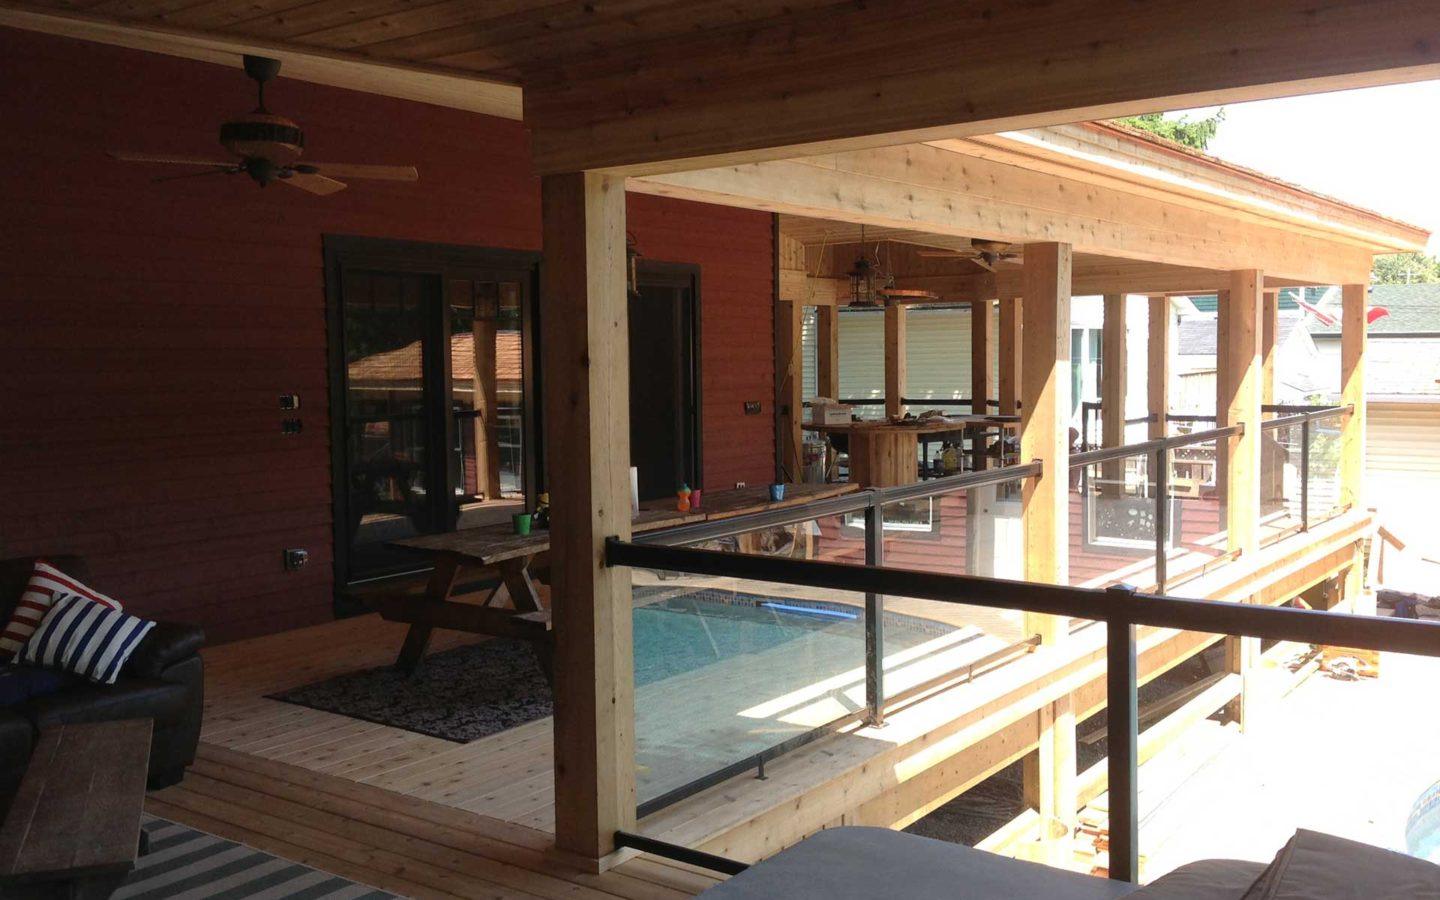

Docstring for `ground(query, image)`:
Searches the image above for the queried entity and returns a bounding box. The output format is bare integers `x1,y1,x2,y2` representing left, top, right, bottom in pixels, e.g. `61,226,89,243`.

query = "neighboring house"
1172,290,1327,413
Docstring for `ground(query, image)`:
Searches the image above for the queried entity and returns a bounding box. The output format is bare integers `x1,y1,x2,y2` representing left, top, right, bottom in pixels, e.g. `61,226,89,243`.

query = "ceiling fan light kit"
108,54,417,195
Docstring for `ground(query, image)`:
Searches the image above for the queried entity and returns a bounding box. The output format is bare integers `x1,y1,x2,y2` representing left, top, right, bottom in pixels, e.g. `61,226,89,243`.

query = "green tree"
1371,252,1440,284
1115,109,1225,151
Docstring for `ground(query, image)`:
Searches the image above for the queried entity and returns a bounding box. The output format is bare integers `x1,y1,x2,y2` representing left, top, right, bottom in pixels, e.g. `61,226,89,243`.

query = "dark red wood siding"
0,28,775,643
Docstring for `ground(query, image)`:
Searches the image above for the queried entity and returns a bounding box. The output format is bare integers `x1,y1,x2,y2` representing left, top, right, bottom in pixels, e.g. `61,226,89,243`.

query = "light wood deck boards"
198,614,564,826
149,746,718,900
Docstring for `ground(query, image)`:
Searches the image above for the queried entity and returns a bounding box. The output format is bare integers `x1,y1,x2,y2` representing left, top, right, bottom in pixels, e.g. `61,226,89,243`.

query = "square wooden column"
971,298,995,470
884,303,907,419
1218,270,1262,730
1020,246,1074,830
816,305,840,399
541,172,636,866
1000,296,1022,417
776,298,804,480
1020,244,1071,633
1340,283,1367,511
1261,289,1279,407
1218,271,1263,555
1100,294,1127,449
1147,295,1170,441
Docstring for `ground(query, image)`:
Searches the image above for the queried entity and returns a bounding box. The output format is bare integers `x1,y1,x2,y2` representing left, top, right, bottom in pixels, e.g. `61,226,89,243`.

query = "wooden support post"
1000,296,1022,418
1147,295,1169,441
1100,293,1127,496
776,298,804,480
1101,294,1127,448
1261,289,1279,408
971,298,995,470
1020,243,1071,639
540,172,636,867
1218,271,1263,556
884,302,907,420
1340,283,1367,512
816,305,840,400
1218,270,1263,731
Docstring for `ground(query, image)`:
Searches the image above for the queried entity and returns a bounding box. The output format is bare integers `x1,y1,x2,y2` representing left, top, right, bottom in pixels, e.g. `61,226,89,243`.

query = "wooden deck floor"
150,614,721,898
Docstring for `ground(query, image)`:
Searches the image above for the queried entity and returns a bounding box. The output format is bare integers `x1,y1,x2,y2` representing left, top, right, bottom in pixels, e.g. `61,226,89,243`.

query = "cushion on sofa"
0,666,74,707
124,621,207,680
1126,859,1269,898
19,594,154,684
1243,828,1440,898
1,560,122,660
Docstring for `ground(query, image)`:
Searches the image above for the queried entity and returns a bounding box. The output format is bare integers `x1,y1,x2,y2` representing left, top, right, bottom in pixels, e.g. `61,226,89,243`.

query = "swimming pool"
632,585,964,806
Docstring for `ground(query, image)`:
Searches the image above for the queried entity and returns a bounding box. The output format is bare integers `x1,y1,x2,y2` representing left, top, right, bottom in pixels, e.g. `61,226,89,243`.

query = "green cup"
512,513,533,536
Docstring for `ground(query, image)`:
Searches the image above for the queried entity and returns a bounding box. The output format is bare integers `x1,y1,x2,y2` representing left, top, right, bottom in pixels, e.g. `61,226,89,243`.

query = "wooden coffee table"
0,719,152,900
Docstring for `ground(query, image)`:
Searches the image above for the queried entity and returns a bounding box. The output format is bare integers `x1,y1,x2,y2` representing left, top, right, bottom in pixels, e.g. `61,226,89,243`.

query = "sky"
1171,81,1440,252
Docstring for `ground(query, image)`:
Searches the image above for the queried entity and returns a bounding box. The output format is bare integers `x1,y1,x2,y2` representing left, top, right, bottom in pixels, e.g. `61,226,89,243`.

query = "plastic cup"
512,513,533,536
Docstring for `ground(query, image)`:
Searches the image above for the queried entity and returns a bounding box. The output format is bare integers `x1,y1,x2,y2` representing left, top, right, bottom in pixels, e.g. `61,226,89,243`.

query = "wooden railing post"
541,172,636,868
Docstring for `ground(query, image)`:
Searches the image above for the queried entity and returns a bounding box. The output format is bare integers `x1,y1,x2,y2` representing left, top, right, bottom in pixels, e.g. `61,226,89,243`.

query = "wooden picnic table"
384,482,858,675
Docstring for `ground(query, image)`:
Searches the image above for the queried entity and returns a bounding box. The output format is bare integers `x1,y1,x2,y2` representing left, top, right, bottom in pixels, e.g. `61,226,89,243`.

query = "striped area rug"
114,816,399,899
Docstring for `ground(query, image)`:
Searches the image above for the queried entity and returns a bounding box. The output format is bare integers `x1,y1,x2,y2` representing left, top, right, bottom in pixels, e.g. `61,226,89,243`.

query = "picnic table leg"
394,557,461,675
498,558,553,683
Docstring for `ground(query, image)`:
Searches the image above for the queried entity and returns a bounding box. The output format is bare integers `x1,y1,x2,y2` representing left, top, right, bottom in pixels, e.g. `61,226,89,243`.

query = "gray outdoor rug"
269,637,551,743
118,816,396,899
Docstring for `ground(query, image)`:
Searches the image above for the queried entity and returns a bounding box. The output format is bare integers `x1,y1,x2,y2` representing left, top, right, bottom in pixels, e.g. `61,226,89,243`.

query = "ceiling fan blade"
971,256,997,272
301,163,418,181
153,166,237,183
284,172,348,195
109,151,234,167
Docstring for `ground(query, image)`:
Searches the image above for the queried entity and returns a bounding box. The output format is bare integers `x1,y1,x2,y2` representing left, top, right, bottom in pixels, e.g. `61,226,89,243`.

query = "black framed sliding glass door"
326,237,540,588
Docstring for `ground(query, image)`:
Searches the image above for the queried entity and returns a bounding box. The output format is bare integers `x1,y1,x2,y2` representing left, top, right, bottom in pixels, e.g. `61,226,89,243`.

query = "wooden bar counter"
809,416,1018,487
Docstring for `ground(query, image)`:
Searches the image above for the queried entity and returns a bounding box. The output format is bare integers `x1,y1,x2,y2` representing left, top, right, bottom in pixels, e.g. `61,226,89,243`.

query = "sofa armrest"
125,621,205,681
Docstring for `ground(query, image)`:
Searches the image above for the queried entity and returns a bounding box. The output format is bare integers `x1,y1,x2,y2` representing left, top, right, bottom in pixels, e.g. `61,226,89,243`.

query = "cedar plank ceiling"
18,0,845,82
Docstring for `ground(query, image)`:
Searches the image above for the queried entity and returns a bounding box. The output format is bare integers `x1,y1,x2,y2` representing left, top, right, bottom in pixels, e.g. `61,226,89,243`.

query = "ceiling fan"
108,55,418,195
916,239,1020,272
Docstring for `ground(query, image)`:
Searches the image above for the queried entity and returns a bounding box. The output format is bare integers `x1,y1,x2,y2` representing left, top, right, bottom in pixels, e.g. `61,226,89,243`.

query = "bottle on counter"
676,483,692,512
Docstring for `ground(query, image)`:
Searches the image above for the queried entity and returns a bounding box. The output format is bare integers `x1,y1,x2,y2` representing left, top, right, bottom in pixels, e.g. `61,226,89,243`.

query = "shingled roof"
1309,283,1440,337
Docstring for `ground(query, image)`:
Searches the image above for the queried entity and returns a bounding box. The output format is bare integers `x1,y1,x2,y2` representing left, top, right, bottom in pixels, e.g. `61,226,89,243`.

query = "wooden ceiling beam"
633,143,1375,284
0,3,524,120
525,0,1440,174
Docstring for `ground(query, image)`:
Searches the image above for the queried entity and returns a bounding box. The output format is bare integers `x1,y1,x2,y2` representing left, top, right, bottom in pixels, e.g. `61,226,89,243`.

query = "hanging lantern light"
847,225,886,308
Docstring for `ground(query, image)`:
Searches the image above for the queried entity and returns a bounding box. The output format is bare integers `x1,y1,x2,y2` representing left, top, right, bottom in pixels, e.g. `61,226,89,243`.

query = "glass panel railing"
879,482,1030,700
1071,450,1159,589
1259,419,1305,546
1165,435,1229,587
1305,413,1347,525
631,552,869,811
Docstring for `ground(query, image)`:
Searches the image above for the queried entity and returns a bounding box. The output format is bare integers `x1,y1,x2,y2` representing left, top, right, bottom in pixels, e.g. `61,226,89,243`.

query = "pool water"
632,586,957,806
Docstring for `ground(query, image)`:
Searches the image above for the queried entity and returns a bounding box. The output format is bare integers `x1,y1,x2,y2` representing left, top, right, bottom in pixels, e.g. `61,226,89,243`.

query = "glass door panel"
342,270,435,577
450,279,528,530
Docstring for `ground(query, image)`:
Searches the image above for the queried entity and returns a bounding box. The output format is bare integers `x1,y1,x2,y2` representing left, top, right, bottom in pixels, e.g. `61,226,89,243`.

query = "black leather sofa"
0,556,205,808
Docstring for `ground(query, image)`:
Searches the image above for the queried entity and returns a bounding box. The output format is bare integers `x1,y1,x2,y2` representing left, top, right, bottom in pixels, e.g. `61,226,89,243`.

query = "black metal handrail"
604,539,1440,883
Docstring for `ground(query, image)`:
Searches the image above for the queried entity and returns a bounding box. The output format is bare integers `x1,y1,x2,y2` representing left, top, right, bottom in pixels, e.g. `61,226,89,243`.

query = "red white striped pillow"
0,561,122,661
